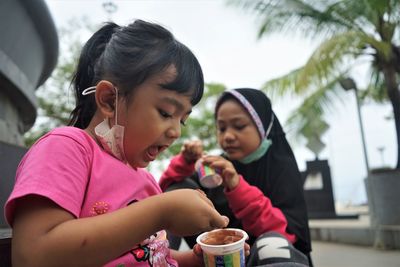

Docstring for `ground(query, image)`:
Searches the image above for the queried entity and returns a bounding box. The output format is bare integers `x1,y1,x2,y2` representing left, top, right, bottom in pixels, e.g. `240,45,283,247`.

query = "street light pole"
377,146,386,167
102,1,118,20
340,77,370,174
353,87,370,172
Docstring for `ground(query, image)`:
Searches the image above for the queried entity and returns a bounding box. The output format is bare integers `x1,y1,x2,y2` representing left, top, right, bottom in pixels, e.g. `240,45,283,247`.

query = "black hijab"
215,88,312,254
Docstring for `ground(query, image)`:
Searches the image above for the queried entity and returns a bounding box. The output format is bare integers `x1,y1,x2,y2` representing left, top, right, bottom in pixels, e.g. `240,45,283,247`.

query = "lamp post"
339,77,370,173
377,146,386,167
102,1,118,20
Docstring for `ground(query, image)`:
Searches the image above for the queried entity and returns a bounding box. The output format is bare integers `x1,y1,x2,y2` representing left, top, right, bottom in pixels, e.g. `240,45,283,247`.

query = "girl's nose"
223,130,235,143
166,121,181,140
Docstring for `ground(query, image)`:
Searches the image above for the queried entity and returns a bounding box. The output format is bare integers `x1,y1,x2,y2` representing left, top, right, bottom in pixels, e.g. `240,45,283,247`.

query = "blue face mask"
238,113,274,164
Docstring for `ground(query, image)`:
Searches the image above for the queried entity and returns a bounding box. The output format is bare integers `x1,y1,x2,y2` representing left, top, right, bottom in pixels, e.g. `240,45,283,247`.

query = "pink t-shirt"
5,127,178,267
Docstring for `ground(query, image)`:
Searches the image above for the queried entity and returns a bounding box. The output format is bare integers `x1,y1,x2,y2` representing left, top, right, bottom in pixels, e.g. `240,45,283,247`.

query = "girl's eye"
235,125,246,130
217,127,226,133
159,109,172,119
160,109,186,126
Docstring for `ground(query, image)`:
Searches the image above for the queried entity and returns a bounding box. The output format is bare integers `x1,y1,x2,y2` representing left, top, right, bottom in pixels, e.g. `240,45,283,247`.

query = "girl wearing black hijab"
160,88,312,266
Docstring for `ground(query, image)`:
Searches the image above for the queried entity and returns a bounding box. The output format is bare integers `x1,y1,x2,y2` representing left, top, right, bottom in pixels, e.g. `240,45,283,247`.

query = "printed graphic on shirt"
90,201,110,216
130,231,176,267
90,200,176,266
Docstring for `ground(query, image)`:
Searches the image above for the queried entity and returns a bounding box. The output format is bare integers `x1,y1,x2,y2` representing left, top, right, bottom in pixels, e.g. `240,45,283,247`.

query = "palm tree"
231,0,400,169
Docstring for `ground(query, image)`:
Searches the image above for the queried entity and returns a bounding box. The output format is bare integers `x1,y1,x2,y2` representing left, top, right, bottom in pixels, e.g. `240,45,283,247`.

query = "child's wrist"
225,175,240,191
153,193,172,230
192,244,204,266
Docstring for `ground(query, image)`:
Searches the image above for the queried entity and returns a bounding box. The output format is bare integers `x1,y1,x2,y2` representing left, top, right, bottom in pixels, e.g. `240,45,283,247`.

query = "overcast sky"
44,0,397,205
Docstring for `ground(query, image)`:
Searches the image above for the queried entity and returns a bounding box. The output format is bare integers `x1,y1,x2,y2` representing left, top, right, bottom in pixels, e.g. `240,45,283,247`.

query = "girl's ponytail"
69,22,120,129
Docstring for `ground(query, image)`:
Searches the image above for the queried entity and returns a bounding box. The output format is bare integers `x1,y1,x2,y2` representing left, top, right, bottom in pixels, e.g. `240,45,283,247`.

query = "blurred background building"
0,0,58,227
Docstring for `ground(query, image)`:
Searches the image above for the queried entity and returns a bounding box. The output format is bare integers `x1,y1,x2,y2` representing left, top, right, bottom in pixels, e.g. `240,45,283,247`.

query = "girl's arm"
159,140,203,191
224,176,296,243
203,155,296,243
12,189,227,267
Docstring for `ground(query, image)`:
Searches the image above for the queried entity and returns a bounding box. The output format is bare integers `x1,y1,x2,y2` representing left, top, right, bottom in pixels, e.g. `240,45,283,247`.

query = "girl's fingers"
184,143,203,158
209,213,229,229
203,157,230,169
222,215,229,226
208,160,233,173
196,189,207,198
202,158,237,177
202,155,223,163
244,243,250,256
193,244,203,257
202,156,225,165
196,190,215,208
208,160,228,169
185,140,202,150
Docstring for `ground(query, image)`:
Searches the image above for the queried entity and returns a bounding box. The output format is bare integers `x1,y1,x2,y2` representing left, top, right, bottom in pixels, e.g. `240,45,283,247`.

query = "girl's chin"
137,161,150,168
127,158,150,169
225,152,242,161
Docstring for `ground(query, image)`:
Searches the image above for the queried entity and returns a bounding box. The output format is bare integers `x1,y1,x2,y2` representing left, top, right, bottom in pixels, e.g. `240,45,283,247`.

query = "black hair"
69,20,204,129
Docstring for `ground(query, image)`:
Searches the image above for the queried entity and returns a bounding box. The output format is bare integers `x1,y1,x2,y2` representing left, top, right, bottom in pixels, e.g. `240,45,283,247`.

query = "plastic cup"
196,228,248,267
195,159,223,188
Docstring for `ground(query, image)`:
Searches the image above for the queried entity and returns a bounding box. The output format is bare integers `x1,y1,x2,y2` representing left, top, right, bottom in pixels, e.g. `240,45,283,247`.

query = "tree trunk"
382,65,400,169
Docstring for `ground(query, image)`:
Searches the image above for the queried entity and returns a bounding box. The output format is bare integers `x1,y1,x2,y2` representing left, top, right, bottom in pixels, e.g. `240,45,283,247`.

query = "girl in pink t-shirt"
5,20,231,267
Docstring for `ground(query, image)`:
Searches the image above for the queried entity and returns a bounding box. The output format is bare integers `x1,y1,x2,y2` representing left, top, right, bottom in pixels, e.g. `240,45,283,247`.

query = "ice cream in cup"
195,159,223,188
196,228,248,267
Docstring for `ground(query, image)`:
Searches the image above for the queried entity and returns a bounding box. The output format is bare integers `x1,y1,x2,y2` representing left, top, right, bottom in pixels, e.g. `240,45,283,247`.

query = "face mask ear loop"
114,87,119,126
265,113,274,139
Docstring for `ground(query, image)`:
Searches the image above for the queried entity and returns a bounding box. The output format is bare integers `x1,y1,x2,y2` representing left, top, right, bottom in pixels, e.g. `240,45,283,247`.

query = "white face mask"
82,85,127,162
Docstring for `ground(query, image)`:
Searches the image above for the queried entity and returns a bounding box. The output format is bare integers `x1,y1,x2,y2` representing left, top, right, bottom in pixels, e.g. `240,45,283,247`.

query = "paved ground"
179,238,400,266
3,226,400,266
309,214,370,229
311,241,400,267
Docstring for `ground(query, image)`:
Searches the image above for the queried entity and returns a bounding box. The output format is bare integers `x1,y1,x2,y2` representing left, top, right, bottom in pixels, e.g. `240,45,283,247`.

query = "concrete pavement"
3,226,400,266
179,236,400,266
311,241,400,267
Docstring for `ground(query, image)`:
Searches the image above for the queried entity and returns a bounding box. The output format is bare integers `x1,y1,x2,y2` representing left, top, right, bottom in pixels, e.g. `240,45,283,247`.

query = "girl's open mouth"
144,145,169,161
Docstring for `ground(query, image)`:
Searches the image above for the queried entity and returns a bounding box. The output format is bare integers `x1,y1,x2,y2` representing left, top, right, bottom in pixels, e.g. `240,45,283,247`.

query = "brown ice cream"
201,229,243,245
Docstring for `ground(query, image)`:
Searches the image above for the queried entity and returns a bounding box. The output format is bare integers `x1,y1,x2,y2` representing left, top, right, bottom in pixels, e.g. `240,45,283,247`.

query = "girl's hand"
202,155,240,190
181,140,203,164
160,189,229,237
191,244,205,267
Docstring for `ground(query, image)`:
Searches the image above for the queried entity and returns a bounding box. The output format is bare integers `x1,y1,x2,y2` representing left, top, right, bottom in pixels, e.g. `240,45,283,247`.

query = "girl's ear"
95,80,116,119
